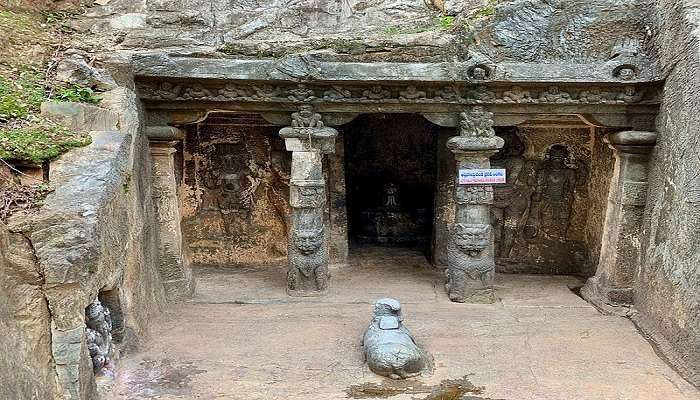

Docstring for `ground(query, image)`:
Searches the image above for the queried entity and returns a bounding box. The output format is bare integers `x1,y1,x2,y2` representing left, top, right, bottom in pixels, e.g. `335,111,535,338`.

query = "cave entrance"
344,114,438,258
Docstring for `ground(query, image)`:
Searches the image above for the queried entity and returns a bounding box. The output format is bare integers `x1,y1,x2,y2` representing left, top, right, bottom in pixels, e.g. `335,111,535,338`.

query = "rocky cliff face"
72,0,656,66
0,92,168,398
635,0,700,387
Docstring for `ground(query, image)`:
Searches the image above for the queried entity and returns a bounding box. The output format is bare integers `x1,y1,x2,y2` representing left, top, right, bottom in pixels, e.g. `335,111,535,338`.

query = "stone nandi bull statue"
362,298,427,379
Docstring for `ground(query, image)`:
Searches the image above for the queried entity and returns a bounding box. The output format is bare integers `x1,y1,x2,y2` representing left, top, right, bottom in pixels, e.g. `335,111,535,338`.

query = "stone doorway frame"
135,55,661,304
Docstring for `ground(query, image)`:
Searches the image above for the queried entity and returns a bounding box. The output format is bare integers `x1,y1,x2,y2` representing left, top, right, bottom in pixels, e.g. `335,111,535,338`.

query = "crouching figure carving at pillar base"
445,223,495,303
287,227,330,296
362,298,427,379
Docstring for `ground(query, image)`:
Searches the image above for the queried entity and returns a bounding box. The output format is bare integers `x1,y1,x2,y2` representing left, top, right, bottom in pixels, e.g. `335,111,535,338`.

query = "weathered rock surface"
5,90,168,398
0,224,56,400
72,0,657,68
634,0,700,387
56,51,118,91
41,101,119,132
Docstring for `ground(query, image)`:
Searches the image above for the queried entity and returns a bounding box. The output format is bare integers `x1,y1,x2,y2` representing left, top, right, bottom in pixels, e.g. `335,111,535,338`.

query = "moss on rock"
0,118,91,164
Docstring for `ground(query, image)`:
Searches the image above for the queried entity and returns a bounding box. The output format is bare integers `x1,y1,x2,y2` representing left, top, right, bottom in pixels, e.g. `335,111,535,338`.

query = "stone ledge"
131,54,661,84
41,102,119,133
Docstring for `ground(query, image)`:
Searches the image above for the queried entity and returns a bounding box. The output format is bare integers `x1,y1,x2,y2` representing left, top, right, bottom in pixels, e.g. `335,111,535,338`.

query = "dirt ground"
107,246,700,400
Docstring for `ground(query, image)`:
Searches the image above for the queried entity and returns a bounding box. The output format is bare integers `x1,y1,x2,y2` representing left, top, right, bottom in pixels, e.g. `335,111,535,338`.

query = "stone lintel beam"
582,130,657,314
146,109,209,127
149,140,195,300
263,111,359,127
143,99,659,130
132,54,660,83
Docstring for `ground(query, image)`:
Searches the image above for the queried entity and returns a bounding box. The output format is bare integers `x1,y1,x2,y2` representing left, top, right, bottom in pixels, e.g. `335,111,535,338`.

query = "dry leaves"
0,164,52,222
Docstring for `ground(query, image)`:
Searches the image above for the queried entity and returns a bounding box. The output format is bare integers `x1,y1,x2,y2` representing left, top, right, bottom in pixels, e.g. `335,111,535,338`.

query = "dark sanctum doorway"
343,114,438,257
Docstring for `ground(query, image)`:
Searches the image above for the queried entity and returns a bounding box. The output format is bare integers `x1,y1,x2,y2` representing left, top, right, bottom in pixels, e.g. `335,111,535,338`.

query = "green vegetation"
0,72,45,121
383,15,457,35
0,120,91,164
468,0,499,20
435,15,455,29
0,10,94,164
54,84,101,104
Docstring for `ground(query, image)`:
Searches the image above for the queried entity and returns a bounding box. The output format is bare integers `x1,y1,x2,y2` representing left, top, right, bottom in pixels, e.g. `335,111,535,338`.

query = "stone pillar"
582,130,657,311
150,139,195,300
280,105,338,296
444,107,504,303
327,134,349,264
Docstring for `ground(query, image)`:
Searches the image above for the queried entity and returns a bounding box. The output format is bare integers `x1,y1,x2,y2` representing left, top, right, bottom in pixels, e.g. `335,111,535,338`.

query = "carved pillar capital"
605,130,657,155
447,107,504,156
279,105,338,154
146,126,185,141
149,140,179,156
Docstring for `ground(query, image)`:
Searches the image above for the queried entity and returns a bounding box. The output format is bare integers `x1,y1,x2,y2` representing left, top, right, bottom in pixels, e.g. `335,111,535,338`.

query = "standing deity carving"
524,145,582,240
490,131,532,258
201,146,249,212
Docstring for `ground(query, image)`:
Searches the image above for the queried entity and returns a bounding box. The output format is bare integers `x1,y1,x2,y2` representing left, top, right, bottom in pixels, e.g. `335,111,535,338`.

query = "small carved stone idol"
85,299,114,376
362,298,426,379
384,183,399,208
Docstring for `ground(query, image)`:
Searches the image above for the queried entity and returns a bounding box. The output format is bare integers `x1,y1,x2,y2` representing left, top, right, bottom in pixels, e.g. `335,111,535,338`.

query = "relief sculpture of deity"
445,223,494,302
287,226,329,294
524,145,583,240
201,149,249,212
490,131,533,258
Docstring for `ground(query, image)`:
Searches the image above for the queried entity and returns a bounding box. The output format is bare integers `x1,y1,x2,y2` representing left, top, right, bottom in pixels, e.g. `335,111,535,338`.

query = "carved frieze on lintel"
139,81,658,106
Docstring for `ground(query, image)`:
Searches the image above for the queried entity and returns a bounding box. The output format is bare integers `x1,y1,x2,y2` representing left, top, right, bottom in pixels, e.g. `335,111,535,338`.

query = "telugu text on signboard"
458,169,507,185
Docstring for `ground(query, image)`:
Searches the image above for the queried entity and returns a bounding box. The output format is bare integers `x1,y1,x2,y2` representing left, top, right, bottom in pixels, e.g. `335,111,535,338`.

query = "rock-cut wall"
0,88,168,399
635,0,700,386
0,225,55,399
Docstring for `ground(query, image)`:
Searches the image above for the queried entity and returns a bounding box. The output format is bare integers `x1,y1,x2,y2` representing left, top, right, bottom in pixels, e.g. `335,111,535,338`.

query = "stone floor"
107,246,700,400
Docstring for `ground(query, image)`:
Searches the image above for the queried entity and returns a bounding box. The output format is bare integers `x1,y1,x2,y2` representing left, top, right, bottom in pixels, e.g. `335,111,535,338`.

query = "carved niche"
524,145,586,241
489,131,591,273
